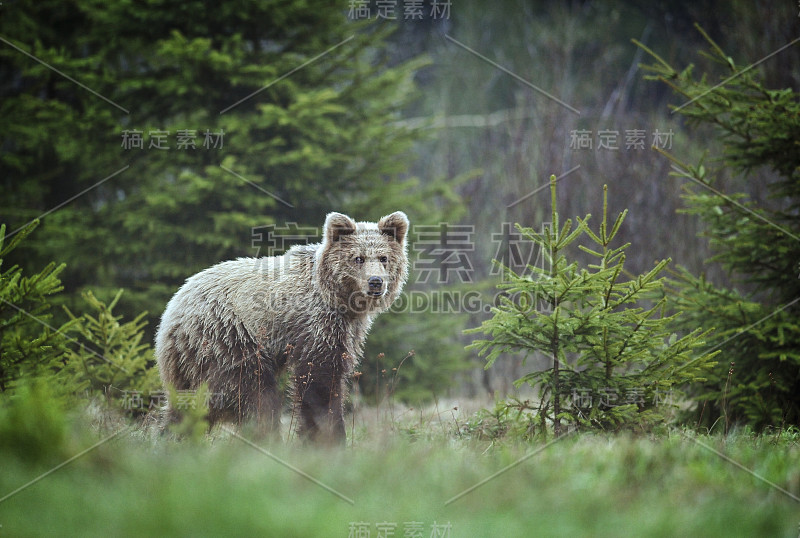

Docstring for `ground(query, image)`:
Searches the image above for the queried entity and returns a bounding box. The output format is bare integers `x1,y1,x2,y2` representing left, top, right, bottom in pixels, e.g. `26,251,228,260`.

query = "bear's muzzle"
367,276,385,297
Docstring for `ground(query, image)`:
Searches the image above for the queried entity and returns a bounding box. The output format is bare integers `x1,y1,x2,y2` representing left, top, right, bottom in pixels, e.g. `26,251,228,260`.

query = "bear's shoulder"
286,243,318,257
285,243,319,267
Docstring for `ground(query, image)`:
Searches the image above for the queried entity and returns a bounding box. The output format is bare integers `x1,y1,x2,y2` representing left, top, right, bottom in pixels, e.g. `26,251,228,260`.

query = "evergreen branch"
1,299,128,375
665,157,800,243
609,259,669,309
630,39,676,75
603,259,624,309
672,33,800,114
606,298,666,368
1,221,39,258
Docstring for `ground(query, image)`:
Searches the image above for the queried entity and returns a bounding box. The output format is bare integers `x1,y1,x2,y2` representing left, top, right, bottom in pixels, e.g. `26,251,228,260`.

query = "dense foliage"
0,221,74,392
1,0,466,404
1,1,797,429
469,179,717,434
1,0,428,317
638,28,800,430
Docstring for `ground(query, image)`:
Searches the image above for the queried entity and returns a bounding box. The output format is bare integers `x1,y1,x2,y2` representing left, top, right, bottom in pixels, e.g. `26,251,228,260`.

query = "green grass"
0,407,798,537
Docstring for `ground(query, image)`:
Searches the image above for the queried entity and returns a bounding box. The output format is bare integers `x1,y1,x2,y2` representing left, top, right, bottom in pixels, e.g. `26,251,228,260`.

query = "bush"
0,377,69,464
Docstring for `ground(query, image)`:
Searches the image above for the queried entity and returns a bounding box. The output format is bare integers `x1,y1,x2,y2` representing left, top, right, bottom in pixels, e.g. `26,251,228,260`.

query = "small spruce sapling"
0,220,77,393
468,177,718,436
60,290,160,412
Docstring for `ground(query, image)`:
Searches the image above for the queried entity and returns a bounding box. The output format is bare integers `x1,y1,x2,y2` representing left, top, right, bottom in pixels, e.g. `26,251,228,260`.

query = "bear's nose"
368,276,384,292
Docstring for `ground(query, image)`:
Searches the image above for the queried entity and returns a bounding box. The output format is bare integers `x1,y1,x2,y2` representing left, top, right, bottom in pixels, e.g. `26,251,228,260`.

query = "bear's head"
315,211,409,315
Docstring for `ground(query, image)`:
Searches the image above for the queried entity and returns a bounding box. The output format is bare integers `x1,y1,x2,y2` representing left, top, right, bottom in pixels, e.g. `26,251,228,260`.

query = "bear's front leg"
294,356,346,444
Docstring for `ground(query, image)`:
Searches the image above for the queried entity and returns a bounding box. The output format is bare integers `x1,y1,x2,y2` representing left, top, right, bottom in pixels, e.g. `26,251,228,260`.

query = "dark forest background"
2,0,798,428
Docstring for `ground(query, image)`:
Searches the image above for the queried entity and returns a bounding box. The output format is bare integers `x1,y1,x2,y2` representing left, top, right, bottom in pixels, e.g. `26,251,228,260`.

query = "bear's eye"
379,256,388,264
354,256,364,264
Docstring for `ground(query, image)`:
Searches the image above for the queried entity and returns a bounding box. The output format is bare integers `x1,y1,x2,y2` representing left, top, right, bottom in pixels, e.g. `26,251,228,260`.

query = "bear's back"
156,247,319,362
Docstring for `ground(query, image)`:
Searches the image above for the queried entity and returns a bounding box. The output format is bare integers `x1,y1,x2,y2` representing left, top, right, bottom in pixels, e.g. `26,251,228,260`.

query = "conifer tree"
60,289,160,411
637,27,800,430
1,1,467,401
0,221,76,392
1,221,156,404
468,178,717,435
0,0,432,324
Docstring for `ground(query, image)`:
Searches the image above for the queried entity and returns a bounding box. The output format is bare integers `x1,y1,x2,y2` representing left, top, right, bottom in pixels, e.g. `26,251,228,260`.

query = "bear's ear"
378,211,409,244
324,212,357,244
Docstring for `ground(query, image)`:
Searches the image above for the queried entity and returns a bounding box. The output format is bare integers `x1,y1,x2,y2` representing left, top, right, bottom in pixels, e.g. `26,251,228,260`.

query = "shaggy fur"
155,211,409,442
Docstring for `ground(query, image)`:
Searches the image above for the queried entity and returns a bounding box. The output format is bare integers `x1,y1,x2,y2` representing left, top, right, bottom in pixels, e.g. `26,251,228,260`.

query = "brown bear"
154,211,409,443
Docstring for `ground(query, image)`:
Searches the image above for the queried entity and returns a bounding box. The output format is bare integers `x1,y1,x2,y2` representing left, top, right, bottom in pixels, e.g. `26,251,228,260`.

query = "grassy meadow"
0,399,798,537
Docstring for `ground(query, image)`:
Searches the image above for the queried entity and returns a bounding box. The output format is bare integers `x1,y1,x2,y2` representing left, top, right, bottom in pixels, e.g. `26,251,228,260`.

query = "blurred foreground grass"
0,406,798,537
